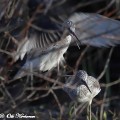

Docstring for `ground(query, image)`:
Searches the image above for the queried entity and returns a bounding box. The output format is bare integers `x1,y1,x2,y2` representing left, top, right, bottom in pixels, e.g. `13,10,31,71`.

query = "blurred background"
0,0,120,119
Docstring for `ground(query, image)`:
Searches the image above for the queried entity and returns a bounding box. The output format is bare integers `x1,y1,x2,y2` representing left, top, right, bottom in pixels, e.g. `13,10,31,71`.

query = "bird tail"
13,66,30,80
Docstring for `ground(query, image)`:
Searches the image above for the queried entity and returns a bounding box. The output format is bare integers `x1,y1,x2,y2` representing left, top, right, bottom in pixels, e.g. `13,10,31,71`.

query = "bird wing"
63,77,78,100
69,12,120,47
14,15,65,61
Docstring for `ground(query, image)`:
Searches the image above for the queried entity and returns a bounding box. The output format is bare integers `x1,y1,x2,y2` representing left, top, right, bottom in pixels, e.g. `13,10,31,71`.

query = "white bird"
13,13,120,79
63,70,101,105
63,70,101,119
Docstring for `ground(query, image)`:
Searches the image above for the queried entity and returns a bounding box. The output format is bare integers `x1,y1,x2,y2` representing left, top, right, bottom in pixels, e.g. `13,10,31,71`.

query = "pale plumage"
14,13,120,61
14,12,120,79
63,70,101,105
14,35,72,79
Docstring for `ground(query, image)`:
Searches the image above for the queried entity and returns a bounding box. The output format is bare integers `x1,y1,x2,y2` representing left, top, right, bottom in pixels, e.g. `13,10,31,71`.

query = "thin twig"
100,87,108,120
100,78,120,87
97,47,114,81
74,46,89,72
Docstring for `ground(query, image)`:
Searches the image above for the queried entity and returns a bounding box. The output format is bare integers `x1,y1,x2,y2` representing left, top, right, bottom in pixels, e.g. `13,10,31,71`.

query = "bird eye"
67,21,72,26
67,20,73,27
63,20,74,28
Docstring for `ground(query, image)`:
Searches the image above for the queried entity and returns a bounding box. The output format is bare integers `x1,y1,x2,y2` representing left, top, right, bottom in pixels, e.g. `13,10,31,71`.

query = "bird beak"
81,79,92,93
69,28,81,45
68,28,81,49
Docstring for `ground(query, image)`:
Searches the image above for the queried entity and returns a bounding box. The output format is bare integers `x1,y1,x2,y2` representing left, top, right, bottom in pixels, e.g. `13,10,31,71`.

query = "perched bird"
63,70,101,105
63,70,101,120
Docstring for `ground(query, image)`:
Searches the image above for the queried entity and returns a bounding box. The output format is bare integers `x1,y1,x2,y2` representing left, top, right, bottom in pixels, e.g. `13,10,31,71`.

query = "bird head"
63,20,75,32
63,20,81,46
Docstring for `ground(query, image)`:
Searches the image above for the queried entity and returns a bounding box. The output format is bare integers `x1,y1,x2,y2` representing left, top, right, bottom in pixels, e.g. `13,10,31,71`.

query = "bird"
13,12,120,79
63,70,101,119
13,15,79,79
63,70,101,105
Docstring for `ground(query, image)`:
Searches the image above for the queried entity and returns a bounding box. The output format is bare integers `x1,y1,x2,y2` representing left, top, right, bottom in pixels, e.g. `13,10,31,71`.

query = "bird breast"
22,35,72,72
38,35,72,71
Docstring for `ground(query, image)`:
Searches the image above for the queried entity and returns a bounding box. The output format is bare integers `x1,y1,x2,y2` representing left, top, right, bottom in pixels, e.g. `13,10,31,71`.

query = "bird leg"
87,104,92,120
